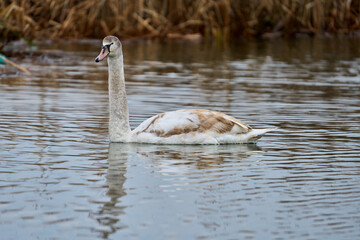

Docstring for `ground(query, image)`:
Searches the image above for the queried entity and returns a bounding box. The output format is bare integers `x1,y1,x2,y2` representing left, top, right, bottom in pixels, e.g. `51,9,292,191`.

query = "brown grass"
1,0,360,41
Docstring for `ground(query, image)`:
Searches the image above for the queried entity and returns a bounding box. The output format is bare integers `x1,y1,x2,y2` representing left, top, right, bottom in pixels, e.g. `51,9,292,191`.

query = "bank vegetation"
1,0,360,41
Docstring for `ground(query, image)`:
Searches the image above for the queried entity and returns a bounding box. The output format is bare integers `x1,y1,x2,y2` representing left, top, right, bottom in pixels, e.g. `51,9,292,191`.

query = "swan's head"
95,35,122,62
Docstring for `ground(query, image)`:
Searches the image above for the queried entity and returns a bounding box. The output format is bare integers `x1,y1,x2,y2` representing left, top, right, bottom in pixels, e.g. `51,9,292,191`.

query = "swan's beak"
95,46,110,62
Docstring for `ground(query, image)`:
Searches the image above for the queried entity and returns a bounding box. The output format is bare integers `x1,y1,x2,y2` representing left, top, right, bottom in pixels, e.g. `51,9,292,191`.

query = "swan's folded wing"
133,109,251,138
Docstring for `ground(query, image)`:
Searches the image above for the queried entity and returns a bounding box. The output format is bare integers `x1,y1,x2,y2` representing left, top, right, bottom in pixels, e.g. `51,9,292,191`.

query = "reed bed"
1,0,360,41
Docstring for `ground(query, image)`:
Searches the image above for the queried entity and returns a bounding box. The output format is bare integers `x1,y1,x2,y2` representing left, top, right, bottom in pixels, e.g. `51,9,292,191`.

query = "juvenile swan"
95,35,272,144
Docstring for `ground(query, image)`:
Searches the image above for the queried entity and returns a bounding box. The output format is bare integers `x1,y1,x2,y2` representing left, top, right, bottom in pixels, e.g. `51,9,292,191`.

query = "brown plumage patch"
190,109,250,134
213,116,235,133
162,125,198,137
150,129,165,136
196,111,235,134
136,114,161,134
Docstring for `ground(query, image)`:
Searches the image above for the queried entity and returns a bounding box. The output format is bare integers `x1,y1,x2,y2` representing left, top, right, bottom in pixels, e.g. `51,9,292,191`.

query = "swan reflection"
95,143,262,237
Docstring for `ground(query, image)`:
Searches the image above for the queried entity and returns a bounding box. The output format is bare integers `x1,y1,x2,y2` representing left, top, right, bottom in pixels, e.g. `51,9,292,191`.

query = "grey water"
0,37,359,240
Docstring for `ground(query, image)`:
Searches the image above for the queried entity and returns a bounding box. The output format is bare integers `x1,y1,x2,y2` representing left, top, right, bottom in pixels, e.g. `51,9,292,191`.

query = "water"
1,37,359,240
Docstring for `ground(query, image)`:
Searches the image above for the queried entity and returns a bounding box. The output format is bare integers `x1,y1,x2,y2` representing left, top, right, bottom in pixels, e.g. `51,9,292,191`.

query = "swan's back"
132,109,268,144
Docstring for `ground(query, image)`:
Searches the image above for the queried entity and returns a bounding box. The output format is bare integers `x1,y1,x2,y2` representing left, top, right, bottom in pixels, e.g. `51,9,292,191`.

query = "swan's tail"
246,128,275,143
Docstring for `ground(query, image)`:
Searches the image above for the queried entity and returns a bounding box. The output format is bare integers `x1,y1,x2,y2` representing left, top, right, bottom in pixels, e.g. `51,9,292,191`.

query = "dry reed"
1,0,360,41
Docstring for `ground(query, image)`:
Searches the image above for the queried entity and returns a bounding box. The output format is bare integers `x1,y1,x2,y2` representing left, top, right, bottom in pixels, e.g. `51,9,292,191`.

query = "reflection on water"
1,37,360,240
93,144,128,238
95,143,262,239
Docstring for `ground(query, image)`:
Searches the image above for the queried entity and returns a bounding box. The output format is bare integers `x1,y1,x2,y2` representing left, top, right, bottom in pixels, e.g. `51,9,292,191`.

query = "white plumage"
95,36,273,144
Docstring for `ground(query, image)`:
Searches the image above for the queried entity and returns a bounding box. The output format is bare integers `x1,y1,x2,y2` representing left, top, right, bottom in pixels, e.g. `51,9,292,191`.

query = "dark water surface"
1,38,359,240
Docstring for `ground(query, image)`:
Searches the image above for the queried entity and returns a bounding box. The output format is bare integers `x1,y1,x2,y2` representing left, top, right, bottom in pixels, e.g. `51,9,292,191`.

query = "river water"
0,37,359,240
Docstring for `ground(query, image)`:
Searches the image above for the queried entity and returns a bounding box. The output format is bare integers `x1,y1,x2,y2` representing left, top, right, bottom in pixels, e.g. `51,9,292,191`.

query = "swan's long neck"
107,53,131,142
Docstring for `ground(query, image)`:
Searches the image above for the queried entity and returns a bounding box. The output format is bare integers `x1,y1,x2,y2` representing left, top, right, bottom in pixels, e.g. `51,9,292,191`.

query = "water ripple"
1,38,360,240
